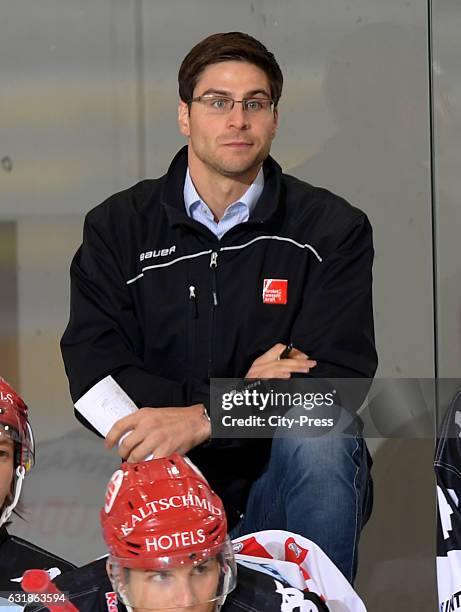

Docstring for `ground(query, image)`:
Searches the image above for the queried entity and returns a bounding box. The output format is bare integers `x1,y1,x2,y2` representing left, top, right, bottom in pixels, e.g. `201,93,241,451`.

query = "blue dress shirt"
184,167,264,239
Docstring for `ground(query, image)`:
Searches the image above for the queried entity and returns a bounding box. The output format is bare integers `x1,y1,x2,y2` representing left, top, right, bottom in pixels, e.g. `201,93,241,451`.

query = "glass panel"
0,0,139,563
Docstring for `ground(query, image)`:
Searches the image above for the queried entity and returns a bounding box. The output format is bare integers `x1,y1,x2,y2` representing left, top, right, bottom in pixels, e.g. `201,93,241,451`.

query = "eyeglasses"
189,95,275,115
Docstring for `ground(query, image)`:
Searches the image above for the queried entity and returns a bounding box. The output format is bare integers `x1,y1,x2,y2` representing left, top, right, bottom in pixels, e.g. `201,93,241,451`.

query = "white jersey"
233,530,367,611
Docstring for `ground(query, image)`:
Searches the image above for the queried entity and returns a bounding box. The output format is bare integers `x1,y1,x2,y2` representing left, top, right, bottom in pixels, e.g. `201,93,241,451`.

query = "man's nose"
174,581,199,608
226,102,250,129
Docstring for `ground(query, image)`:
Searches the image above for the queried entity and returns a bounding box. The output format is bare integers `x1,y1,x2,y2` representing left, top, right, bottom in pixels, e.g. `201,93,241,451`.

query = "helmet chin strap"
0,465,25,527
216,593,228,611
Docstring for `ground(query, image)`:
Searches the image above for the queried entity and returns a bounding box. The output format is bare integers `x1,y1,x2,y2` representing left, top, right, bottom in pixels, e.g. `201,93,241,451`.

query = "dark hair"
178,32,283,107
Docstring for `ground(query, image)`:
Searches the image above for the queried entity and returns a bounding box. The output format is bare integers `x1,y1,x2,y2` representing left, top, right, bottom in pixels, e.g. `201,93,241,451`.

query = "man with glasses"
61,32,377,582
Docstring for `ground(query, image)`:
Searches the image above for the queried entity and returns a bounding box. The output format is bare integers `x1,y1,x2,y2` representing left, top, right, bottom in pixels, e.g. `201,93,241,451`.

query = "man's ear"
106,558,115,584
271,107,279,139
178,100,191,138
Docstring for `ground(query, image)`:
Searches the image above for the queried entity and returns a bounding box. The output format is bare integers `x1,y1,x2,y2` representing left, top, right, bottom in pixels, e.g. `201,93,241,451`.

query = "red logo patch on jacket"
105,591,118,611
263,279,288,304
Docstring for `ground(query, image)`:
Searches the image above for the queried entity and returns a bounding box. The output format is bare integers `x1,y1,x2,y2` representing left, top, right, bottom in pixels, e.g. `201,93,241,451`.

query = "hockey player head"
101,454,236,611
0,377,35,527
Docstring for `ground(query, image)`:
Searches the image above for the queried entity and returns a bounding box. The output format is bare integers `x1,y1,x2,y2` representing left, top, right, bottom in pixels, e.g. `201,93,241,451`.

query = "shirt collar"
184,167,264,218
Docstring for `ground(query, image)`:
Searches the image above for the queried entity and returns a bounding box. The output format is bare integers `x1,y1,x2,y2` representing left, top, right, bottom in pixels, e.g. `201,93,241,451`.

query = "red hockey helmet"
0,377,34,473
101,454,236,610
0,377,35,526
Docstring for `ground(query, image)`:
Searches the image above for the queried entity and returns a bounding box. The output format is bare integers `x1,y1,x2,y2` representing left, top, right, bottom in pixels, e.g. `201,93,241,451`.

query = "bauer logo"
140,246,176,261
104,469,124,514
233,542,244,553
263,279,288,304
105,591,118,612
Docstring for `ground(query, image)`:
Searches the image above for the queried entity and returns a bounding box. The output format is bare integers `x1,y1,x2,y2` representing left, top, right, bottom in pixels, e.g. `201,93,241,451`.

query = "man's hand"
105,404,210,462
245,343,317,379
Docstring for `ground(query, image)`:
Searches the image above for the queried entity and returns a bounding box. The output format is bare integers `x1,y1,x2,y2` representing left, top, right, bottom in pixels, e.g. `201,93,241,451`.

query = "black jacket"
61,146,377,522
25,557,329,612
0,526,75,596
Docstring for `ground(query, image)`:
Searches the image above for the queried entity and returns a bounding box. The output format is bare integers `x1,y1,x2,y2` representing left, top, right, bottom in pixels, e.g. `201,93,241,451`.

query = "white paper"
75,375,138,436
74,376,153,460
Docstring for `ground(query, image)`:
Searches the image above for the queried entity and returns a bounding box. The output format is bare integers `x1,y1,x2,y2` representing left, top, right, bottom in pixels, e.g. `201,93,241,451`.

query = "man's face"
0,435,14,510
178,60,278,182
123,558,221,612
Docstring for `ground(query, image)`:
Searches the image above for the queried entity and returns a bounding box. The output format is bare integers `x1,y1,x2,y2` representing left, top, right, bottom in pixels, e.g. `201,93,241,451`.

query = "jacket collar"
160,145,283,229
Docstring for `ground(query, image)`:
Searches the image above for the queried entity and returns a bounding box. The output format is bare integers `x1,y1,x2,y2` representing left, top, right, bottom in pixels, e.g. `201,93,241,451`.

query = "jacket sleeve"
60,210,189,418
290,212,378,409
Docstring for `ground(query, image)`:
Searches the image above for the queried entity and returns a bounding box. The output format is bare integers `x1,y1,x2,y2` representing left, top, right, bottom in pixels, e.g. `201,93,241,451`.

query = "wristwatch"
202,405,212,443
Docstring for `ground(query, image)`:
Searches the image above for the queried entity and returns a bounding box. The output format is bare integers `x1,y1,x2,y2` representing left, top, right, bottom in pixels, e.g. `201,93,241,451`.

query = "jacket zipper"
208,251,219,377
189,285,198,317
187,284,198,366
210,251,219,306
